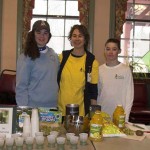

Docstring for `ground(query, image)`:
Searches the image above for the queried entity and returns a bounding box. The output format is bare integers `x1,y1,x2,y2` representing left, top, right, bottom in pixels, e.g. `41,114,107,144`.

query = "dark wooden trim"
0,0,3,71
16,0,23,57
88,0,95,52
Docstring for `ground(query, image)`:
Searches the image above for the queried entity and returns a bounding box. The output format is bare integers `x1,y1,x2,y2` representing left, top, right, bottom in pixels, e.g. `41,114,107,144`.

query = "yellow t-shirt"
58,53,99,116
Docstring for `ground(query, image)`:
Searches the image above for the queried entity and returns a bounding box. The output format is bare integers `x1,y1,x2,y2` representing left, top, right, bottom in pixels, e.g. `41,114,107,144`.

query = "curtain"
22,0,34,49
22,0,127,44
115,0,128,39
78,0,128,37
78,0,90,28
22,0,90,48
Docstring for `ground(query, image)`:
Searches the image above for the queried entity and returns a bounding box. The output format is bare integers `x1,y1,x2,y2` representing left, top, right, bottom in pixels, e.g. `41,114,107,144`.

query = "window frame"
120,1,150,73
32,0,80,54
16,0,95,57
109,0,150,73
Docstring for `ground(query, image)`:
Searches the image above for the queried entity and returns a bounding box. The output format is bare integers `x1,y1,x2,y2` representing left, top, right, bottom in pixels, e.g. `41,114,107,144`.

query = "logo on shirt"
115,74,124,79
80,68,85,72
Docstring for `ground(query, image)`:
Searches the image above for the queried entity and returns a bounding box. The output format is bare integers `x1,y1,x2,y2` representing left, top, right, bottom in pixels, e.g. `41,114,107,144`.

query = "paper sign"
0,107,13,138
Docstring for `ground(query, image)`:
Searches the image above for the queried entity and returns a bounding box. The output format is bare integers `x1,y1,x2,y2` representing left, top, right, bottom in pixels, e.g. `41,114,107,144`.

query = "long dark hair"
24,24,51,60
24,31,39,60
68,24,90,50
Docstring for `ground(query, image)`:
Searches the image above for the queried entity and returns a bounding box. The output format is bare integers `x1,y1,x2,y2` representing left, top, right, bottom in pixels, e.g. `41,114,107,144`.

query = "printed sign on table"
0,107,13,138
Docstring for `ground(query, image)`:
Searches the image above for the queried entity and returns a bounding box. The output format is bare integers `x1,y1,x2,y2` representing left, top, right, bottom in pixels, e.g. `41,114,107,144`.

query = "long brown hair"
24,20,52,60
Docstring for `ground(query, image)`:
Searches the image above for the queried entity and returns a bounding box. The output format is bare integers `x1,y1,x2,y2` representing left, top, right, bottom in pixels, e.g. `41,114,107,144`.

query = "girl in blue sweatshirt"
16,20,59,107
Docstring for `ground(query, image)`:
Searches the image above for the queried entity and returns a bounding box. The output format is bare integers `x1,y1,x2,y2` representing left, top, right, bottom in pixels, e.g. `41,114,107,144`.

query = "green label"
118,115,125,128
90,124,102,139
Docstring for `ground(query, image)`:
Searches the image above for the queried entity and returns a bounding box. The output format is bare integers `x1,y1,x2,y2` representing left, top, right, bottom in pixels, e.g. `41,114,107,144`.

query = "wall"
0,0,110,70
1,0,17,71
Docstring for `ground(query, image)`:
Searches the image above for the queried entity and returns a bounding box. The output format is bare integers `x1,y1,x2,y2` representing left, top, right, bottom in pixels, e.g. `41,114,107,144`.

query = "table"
93,137,150,150
86,125,150,150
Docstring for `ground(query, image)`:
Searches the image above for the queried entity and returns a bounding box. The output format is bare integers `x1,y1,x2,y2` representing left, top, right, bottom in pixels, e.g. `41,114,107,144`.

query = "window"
31,0,80,54
119,0,150,73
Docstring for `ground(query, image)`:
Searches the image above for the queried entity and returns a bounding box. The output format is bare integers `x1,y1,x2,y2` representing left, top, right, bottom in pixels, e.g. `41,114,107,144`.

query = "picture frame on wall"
0,105,16,138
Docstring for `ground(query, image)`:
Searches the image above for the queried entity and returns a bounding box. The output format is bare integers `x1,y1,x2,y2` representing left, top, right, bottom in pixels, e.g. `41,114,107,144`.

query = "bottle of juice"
89,110,103,142
113,105,125,129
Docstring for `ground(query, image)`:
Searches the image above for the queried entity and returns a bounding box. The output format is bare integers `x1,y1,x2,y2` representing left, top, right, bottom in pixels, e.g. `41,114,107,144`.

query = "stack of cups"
23,115,31,138
31,108,39,137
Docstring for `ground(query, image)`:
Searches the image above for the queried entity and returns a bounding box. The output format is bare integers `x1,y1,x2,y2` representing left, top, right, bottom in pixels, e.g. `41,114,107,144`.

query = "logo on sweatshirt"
115,74,124,79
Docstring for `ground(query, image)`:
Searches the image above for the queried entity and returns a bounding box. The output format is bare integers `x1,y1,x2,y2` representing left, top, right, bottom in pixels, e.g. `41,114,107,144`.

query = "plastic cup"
35,136,44,149
47,134,56,148
70,136,79,149
22,132,30,140
50,131,59,137
57,137,66,150
79,133,88,145
0,133,6,140
11,134,20,140
66,133,75,144
15,137,24,150
35,132,43,137
25,136,34,150
0,138,4,150
6,137,14,145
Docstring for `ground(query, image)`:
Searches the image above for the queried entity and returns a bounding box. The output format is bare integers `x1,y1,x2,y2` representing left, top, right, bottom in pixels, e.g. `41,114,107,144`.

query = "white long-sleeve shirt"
97,63,134,121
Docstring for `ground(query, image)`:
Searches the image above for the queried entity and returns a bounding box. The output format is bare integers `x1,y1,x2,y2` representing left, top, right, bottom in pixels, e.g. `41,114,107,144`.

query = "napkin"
125,122,149,131
121,122,150,141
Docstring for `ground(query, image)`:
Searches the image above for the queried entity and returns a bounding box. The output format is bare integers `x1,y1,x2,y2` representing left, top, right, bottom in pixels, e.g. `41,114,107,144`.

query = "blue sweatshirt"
16,47,59,107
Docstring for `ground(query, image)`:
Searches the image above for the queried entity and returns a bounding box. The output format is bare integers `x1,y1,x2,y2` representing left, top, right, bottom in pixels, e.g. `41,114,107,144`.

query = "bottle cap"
95,110,101,114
